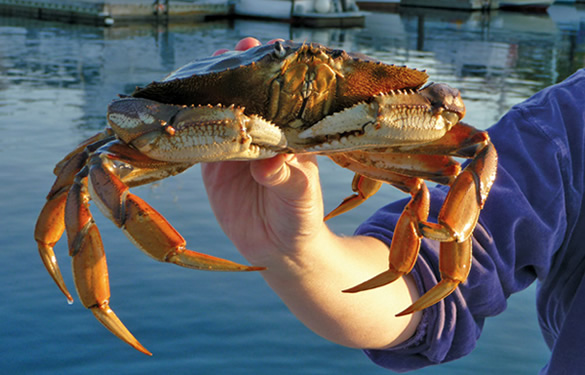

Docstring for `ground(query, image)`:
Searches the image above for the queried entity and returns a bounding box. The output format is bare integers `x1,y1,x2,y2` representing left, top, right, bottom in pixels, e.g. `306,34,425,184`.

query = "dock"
0,0,229,26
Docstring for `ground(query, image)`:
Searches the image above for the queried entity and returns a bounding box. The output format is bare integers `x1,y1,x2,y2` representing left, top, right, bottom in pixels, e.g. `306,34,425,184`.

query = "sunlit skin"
202,37,422,349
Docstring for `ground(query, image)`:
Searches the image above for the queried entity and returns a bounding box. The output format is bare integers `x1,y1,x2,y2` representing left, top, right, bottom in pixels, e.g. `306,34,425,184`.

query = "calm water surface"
2,5,584,374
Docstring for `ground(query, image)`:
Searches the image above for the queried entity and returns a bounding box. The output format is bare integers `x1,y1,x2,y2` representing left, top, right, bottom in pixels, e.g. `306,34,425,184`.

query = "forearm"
259,224,422,350
203,154,421,350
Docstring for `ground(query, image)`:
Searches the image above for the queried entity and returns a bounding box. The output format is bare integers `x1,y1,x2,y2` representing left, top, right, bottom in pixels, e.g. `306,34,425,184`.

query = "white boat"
499,0,554,10
232,0,366,27
400,0,499,10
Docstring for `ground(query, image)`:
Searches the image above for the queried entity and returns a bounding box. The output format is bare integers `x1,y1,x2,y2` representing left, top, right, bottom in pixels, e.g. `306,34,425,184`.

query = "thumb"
250,154,320,202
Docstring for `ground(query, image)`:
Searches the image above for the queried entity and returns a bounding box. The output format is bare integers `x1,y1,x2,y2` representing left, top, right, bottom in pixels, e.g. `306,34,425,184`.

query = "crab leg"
86,148,264,272
397,238,472,316
53,129,114,176
35,189,72,302
66,170,151,355
61,143,265,355
419,142,498,243
391,122,490,158
338,137,496,313
35,133,114,303
344,178,430,293
323,174,382,221
325,150,459,220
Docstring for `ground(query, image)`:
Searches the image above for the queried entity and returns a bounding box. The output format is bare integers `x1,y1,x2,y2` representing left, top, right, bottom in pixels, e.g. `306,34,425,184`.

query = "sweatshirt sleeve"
354,69,585,372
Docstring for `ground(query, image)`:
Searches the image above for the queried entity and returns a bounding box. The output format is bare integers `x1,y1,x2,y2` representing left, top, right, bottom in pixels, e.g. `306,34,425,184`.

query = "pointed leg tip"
91,304,151,356
341,286,361,294
395,279,461,317
136,344,153,356
323,206,349,222
37,243,75,303
342,270,402,294
169,250,265,272
395,306,416,317
247,266,267,272
323,211,338,222
56,283,74,304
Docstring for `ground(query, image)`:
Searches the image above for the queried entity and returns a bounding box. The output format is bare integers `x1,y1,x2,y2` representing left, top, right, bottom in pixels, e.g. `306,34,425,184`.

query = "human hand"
201,37,327,272
202,38,421,349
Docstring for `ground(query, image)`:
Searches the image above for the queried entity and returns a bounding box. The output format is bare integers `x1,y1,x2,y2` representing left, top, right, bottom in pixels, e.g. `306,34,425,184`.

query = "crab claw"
107,98,287,163
396,238,472,317
297,83,465,152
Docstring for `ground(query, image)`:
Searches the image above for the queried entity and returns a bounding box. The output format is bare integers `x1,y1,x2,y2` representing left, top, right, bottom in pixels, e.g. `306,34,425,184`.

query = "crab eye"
273,41,286,58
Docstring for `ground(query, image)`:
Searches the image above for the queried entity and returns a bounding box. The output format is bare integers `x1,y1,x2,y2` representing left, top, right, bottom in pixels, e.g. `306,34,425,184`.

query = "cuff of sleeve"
361,245,447,372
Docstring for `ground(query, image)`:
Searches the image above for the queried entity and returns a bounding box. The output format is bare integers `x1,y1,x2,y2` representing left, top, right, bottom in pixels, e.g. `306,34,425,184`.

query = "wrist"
258,229,422,349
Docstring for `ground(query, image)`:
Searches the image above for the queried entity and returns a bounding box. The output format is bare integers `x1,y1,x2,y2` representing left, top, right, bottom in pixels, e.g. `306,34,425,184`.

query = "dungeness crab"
35,40,497,355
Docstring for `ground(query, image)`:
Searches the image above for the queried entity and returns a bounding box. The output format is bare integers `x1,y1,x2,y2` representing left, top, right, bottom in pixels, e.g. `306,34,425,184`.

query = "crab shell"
132,41,432,127
124,41,463,154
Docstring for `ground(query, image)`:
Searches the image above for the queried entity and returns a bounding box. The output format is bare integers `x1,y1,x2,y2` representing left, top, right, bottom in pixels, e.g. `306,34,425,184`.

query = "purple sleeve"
355,69,585,372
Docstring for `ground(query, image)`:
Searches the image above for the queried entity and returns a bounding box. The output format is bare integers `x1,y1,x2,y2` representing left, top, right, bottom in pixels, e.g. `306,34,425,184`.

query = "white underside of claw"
298,92,453,152
118,103,288,163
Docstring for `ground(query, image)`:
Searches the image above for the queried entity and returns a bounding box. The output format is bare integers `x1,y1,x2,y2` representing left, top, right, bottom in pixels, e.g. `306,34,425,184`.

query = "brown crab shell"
131,41,428,128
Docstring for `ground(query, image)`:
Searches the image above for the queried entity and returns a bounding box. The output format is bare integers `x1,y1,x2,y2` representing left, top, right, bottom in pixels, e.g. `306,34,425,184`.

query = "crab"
35,41,497,355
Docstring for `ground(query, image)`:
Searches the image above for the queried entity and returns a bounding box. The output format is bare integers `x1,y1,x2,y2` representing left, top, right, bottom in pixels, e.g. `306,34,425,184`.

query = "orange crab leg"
325,150,459,221
87,151,264,272
397,238,472,316
35,134,114,303
346,150,461,185
343,179,429,292
53,129,113,176
35,189,72,303
323,174,382,221
394,142,495,315
66,171,152,355
419,142,498,243
339,135,496,314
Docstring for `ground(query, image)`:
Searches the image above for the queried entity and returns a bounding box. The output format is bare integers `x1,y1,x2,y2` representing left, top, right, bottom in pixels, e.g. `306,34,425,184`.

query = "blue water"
1,5,582,374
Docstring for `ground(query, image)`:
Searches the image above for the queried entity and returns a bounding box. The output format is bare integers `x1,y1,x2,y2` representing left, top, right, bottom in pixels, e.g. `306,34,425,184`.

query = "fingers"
235,37,261,50
212,48,229,56
250,155,320,202
249,154,292,187
213,37,260,56
212,37,285,56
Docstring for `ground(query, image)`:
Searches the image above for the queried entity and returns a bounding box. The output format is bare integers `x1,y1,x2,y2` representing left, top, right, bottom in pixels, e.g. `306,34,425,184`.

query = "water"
1,5,583,374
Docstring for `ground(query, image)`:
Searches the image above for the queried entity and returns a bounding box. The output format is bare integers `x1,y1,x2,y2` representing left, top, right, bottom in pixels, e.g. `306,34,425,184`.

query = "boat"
232,0,366,27
355,0,400,11
399,0,499,10
499,0,554,11
369,0,554,10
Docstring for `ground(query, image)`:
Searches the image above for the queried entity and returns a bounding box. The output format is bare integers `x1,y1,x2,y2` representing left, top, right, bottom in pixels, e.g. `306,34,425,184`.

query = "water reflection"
2,6,583,374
